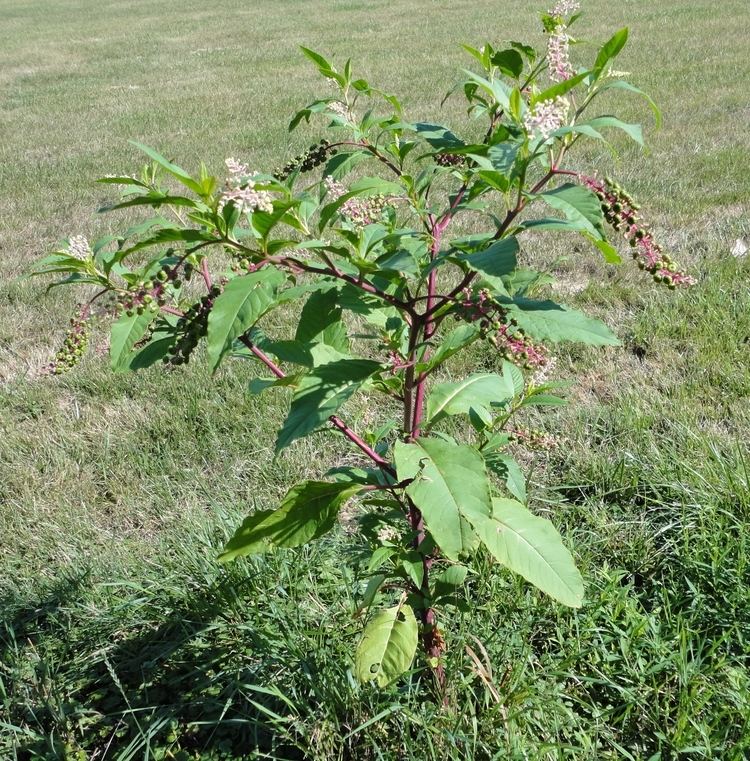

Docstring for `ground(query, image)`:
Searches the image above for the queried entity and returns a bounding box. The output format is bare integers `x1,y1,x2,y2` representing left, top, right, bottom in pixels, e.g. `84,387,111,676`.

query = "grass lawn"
1,0,750,758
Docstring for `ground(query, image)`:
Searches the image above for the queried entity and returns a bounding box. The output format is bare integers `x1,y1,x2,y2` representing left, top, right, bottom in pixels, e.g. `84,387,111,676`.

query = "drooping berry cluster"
435,153,466,168
580,175,696,288
44,305,91,375
276,139,337,181
490,324,548,369
116,264,183,318
457,288,549,370
164,286,221,366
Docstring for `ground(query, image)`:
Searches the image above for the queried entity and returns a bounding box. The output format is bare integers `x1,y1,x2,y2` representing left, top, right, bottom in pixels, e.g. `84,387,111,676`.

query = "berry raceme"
164,282,225,366
579,175,696,288
276,139,337,181
44,304,91,375
115,263,185,317
457,288,550,371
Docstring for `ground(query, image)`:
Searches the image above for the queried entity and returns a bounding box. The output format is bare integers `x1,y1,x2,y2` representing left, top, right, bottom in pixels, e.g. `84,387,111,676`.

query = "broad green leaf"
472,498,583,607
425,372,515,427
219,480,361,561
118,228,216,256
110,311,154,372
454,236,518,294
484,452,527,503
401,551,425,589
491,48,524,79
206,269,285,371
413,122,466,150
325,150,372,180
537,184,606,240
355,603,418,687
295,289,349,353
275,359,382,452
503,298,619,345
394,438,493,560
433,565,469,601
357,574,387,614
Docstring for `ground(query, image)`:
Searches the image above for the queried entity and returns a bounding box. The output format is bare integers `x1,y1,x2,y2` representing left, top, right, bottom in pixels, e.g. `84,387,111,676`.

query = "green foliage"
29,0,690,694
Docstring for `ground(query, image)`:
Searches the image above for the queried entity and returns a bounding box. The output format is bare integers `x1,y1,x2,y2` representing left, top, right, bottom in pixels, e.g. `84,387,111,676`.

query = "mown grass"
2,0,750,758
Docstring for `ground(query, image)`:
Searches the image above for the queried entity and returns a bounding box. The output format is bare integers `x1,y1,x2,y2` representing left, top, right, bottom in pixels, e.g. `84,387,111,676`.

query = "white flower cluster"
523,97,569,140
548,0,580,15
547,26,574,81
67,235,92,260
328,100,354,122
218,157,274,215
323,174,346,200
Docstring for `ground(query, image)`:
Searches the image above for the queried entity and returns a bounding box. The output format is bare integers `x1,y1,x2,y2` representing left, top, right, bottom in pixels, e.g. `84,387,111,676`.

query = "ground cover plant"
2,0,749,759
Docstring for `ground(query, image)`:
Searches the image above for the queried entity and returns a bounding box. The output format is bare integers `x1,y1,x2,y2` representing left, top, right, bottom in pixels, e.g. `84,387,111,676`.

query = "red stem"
200,258,213,291
237,334,396,476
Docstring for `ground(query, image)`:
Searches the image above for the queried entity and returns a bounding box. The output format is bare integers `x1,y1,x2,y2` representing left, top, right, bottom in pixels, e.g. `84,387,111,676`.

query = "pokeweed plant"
34,1,693,689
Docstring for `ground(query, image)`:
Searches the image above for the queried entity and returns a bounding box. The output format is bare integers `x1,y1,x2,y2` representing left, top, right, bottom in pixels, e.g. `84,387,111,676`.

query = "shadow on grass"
2,570,319,760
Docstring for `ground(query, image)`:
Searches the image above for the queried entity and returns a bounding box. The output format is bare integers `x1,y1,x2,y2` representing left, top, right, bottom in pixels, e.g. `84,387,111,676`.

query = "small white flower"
323,175,346,200
328,101,353,122
67,235,92,260
523,97,570,140
547,26,574,81
225,157,249,176
548,0,580,16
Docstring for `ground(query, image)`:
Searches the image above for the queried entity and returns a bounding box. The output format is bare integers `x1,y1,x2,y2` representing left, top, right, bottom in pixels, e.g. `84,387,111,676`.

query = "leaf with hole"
355,603,418,687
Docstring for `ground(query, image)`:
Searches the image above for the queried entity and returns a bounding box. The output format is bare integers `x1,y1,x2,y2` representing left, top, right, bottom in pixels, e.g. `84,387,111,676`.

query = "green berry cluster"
46,305,91,375
509,426,558,450
276,139,336,180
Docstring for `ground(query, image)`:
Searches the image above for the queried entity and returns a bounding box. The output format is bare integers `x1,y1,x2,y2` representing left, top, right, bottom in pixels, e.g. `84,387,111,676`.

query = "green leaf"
454,236,518,294
472,498,583,607
416,324,480,374
296,289,349,353
355,603,418,687
556,116,643,147
425,372,515,427
503,298,619,345
110,311,154,372
593,80,661,128
219,480,362,561
357,574,387,614
275,359,382,452
413,122,466,150
206,269,285,371
129,141,204,195
325,150,372,180
484,452,527,503
300,47,345,86
491,49,524,79
533,71,590,105
537,183,606,240
401,551,424,589
593,28,629,75
394,438,493,560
